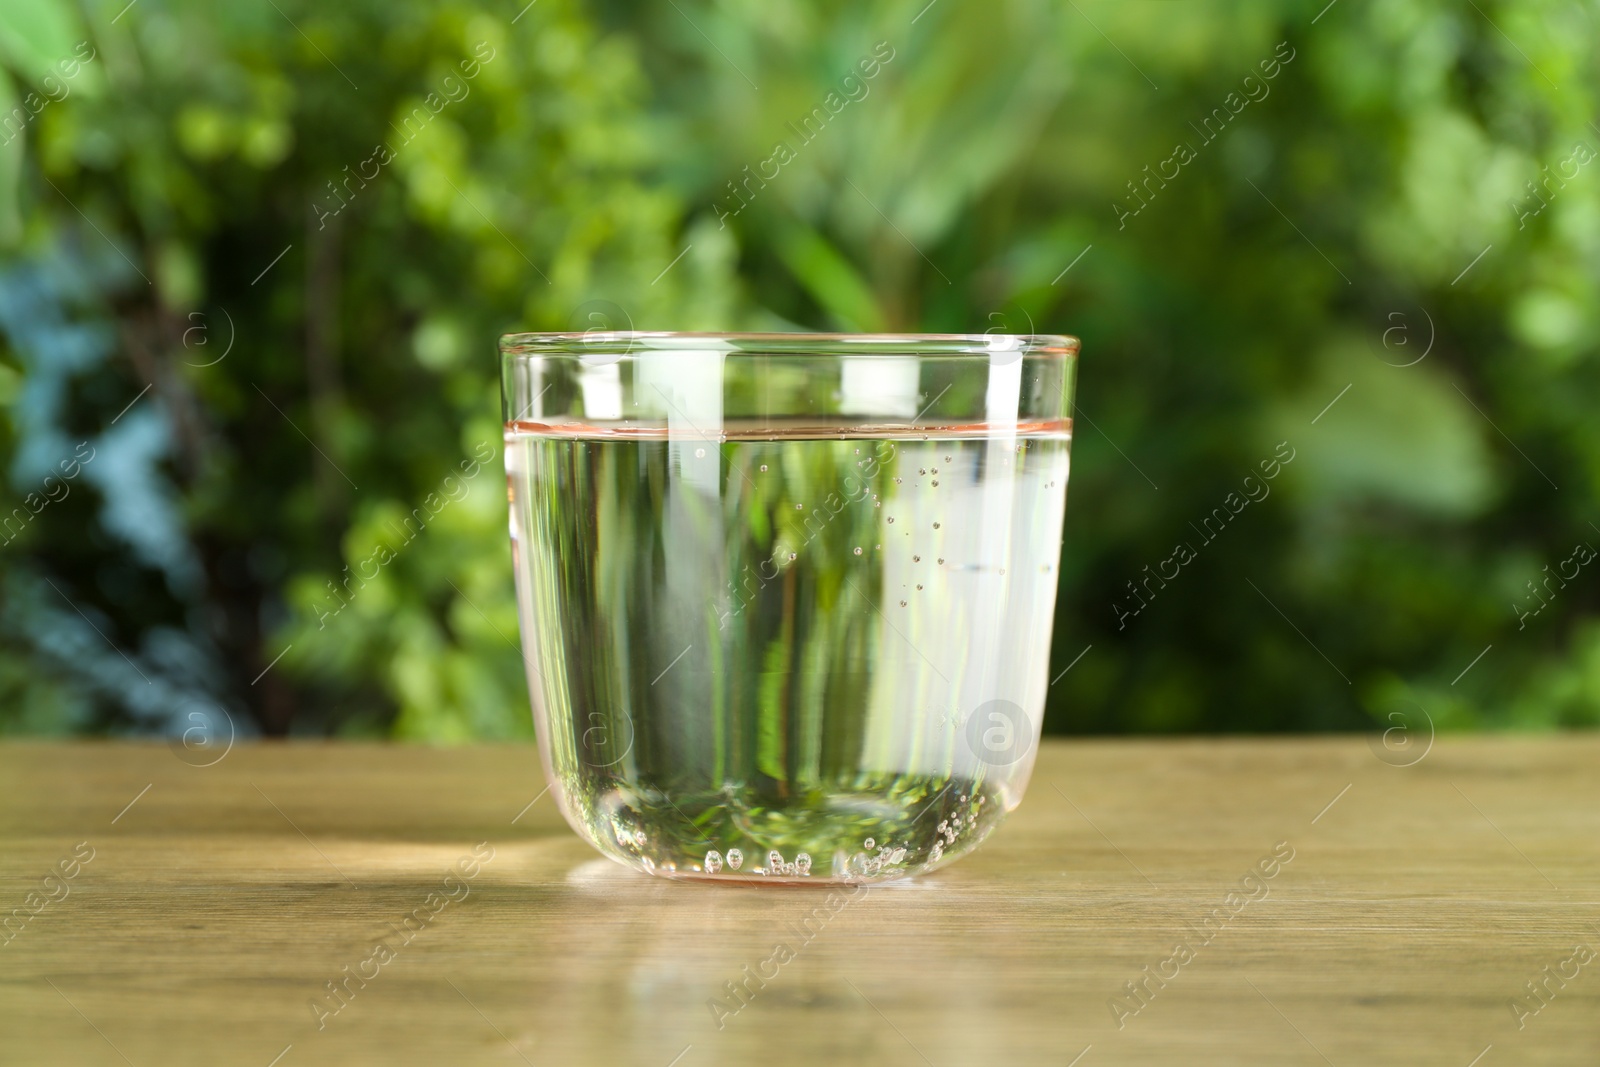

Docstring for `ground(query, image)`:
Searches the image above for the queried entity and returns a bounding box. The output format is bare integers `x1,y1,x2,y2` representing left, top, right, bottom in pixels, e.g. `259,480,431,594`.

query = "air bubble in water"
931,467,938,474
913,555,920,563
768,849,784,871
887,517,895,524
694,447,706,458
932,480,939,487
788,552,797,561
932,522,941,529
937,558,945,565
795,852,812,875
944,455,951,462
727,848,743,870
760,464,768,472
864,837,875,850
705,850,723,874
894,477,902,484
795,503,803,510
899,600,907,607
916,584,923,590
919,468,926,475
853,547,863,556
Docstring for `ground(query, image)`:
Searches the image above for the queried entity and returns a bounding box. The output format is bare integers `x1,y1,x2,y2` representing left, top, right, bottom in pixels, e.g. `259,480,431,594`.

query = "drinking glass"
501,332,1078,883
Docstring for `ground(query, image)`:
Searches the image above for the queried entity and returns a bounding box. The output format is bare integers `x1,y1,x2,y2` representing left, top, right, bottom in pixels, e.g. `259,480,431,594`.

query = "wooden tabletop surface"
1,736,1596,1066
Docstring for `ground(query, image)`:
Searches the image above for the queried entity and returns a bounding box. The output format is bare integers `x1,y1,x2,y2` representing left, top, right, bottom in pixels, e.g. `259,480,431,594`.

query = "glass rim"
499,330,1080,358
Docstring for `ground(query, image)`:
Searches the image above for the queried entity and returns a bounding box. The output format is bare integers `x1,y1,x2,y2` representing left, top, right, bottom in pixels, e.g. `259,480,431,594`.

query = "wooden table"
1,737,1596,1066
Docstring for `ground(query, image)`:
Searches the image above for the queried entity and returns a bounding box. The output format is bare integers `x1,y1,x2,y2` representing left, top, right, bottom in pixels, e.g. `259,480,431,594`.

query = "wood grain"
1,736,1597,1066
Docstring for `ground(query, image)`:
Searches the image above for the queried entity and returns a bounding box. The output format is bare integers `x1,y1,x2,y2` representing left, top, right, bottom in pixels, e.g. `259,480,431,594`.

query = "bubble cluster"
726,848,743,870
851,839,909,877
704,850,723,874
938,813,964,848
759,848,813,877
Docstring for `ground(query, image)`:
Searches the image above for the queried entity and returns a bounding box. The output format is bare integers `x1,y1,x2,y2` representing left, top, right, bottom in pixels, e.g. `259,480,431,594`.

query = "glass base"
553,774,1008,884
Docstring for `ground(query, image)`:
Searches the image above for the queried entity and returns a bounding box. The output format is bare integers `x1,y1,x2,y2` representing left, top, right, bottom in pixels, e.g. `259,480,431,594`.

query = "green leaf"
0,0,84,85
774,223,886,331
0,67,20,245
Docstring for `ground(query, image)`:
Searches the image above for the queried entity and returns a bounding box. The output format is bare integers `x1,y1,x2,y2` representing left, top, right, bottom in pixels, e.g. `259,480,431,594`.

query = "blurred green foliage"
1,0,1597,738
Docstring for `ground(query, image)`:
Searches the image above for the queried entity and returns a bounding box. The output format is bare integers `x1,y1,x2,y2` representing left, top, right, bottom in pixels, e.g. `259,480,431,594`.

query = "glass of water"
502,332,1078,882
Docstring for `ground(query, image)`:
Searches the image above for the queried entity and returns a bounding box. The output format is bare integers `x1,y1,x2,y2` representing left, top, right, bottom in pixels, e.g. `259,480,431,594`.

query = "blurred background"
1,0,1597,741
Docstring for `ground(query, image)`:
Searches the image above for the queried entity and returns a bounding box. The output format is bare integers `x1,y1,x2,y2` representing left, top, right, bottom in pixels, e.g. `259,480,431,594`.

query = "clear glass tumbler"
501,332,1078,882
